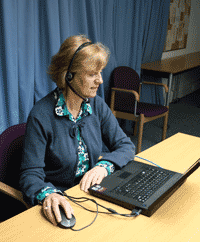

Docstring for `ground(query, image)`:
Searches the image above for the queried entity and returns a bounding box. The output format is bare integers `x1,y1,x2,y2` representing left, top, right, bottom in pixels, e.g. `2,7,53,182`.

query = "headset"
65,42,93,102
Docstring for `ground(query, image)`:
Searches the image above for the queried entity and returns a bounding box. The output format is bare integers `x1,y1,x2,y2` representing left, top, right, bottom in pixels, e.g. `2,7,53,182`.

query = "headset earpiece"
66,71,73,81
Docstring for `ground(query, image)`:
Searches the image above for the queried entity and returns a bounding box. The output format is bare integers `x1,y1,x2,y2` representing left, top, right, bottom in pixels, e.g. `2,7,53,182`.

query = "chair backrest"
0,123,26,189
112,66,141,93
111,66,141,112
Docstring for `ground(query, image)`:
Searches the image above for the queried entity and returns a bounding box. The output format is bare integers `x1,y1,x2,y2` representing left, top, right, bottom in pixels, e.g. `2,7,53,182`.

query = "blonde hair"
48,34,110,90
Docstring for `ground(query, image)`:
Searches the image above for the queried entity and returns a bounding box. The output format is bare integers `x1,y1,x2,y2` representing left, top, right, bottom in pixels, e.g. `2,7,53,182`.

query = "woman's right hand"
43,193,74,226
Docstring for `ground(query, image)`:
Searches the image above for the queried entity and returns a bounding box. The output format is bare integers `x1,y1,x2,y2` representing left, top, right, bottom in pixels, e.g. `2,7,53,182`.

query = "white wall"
162,0,200,103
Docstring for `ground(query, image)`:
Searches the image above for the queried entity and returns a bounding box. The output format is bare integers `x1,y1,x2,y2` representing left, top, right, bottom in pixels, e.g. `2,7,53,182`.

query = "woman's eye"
89,72,102,77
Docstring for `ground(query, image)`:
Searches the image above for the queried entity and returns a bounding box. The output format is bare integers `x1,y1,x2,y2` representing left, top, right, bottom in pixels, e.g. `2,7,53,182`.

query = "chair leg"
134,121,138,136
162,111,169,140
137,114,144,154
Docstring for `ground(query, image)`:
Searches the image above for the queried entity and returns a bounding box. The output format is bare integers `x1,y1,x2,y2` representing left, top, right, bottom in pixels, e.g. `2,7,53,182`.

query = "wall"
162,0,200,103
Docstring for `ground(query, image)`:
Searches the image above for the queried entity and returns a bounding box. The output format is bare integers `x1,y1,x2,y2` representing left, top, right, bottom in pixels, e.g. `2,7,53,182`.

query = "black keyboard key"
112,168,173,203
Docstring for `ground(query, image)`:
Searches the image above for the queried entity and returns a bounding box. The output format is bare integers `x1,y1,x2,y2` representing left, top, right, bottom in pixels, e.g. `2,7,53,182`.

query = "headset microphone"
65,42,93,102
65,76,88,102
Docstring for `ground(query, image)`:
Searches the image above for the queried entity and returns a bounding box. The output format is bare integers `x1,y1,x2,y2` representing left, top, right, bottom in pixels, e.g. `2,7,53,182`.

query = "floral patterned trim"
54,87,92,121
36,186,63,204
95,160,115,175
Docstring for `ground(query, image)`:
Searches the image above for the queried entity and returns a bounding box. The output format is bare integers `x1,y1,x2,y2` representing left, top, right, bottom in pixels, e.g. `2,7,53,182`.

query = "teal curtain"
140,0,170,105
0,0,170,134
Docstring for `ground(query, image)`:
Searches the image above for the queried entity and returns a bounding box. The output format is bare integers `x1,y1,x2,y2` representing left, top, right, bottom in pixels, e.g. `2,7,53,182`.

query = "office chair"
0,123,30,221
110,66,169,154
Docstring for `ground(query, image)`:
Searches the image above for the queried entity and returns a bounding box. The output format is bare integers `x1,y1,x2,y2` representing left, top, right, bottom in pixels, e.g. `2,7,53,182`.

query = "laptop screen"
182,158,200,178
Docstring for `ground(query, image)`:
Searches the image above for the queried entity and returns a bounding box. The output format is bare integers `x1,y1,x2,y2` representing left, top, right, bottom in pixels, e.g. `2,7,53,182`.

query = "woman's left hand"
80,166,108,193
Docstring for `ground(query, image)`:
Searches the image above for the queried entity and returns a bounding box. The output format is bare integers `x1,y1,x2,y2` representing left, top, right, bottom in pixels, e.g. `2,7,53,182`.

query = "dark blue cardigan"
19,89,135,205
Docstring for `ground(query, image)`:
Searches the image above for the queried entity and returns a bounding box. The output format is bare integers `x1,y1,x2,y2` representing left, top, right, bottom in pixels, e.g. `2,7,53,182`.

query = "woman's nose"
96,73,103,84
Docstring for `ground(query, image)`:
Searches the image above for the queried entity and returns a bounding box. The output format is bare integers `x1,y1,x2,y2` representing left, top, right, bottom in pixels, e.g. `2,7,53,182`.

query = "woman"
19,34,135,226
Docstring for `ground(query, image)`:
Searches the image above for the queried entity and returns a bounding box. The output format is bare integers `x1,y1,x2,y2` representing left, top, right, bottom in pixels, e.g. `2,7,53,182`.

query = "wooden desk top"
1,133,200,242
141,51,200,74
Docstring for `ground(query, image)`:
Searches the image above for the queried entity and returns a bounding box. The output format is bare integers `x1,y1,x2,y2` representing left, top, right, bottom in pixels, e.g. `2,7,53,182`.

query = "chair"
0,123,30,221
110,66,169,154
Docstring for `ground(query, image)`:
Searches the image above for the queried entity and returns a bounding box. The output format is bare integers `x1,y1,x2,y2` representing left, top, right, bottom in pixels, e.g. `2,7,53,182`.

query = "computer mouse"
57,206,76,229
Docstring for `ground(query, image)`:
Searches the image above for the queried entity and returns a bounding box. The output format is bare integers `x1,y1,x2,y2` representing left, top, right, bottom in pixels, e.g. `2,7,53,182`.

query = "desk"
1,132,200,242
141,51,200,106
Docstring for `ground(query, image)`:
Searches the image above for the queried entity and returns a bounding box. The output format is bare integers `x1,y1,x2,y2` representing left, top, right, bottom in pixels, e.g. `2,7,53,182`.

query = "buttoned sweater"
19,88,135,205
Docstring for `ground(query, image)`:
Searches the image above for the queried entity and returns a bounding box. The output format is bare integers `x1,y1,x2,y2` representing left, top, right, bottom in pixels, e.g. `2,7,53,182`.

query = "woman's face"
71,69,103,99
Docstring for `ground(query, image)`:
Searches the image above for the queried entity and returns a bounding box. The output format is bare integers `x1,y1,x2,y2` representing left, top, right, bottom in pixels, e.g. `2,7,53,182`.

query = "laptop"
88,158,200,217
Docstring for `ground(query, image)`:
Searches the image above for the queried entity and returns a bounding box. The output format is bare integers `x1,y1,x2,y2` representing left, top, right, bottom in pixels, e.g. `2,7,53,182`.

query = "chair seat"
115,101,168,117
137,102,168,117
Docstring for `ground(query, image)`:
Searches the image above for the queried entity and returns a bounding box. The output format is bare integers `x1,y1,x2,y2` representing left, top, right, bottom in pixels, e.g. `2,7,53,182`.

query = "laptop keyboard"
112,167,173,203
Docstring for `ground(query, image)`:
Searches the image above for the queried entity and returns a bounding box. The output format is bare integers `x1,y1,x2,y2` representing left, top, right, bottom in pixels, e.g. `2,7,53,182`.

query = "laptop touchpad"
118,171,132,179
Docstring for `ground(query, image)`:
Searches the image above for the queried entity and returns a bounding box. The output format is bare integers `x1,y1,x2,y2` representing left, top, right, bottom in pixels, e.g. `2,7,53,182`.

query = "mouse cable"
63,192,142,231
69,194,99,231
135,155,163,168
64,193,141,217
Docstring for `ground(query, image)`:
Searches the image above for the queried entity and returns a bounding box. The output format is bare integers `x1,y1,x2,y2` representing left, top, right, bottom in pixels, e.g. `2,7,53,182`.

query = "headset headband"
67,42,93,75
